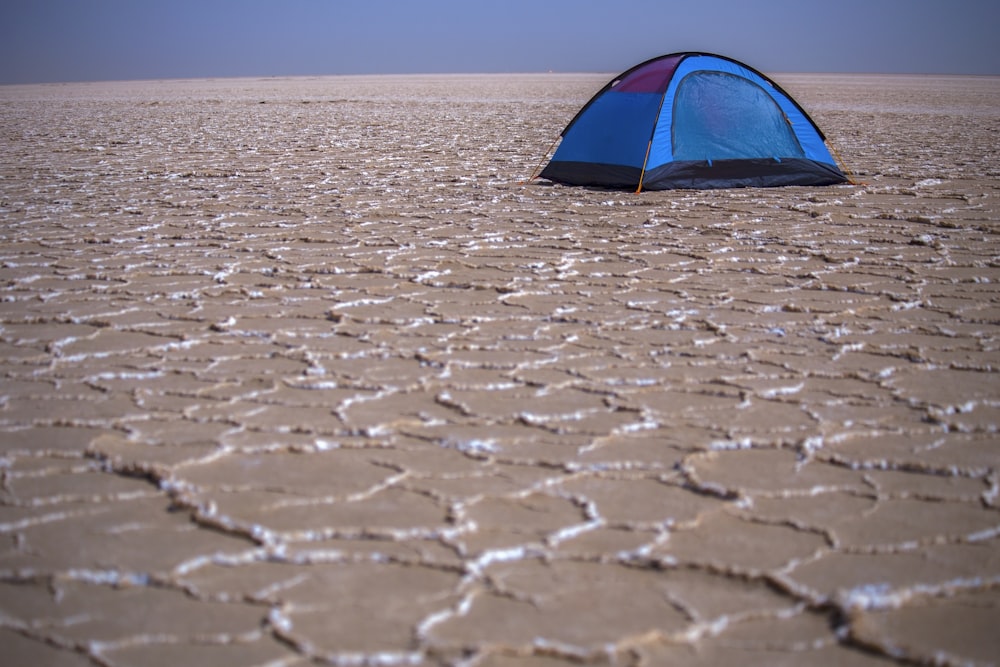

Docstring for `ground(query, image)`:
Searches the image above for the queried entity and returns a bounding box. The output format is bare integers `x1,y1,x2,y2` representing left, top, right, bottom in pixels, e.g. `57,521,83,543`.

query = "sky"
2,0,999,85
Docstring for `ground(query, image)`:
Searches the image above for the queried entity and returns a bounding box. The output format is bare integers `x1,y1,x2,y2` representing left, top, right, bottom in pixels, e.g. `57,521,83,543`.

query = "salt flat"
1,72,999,665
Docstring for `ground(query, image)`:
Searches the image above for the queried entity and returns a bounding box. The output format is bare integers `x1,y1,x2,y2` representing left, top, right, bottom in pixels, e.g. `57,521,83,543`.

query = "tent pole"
635,139,654,194
522,135,562,185
636,86,670,194
827,141,858,185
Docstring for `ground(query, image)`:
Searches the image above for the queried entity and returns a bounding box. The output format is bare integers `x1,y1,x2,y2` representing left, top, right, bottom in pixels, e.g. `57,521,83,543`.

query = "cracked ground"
1,73,999,665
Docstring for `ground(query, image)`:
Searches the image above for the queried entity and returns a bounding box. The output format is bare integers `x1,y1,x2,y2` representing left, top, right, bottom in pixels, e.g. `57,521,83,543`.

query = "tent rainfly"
537,52,850,192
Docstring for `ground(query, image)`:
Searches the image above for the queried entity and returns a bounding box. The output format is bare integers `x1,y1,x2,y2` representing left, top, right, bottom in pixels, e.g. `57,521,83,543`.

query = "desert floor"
1,73,999,665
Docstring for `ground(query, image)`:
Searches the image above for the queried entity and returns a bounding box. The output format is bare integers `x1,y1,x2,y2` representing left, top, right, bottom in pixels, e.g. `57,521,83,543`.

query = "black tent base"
540,157,848,191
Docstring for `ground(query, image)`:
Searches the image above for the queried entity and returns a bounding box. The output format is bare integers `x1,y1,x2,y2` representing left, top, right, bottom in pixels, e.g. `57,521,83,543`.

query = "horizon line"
4,69,998,88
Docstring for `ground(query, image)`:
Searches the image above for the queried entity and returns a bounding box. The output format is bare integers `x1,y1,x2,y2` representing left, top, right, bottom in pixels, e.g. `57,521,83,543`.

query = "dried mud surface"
1,73,999,666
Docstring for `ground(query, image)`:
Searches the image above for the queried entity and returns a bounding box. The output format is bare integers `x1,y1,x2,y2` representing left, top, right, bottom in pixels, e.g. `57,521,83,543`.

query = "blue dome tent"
536,53,850,192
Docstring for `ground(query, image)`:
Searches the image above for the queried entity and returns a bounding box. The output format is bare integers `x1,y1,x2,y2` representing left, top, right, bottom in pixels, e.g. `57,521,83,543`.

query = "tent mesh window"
671,72,805,162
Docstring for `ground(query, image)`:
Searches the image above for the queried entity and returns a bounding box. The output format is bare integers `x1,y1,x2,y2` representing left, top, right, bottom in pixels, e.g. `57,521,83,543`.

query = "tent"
537,52,850,191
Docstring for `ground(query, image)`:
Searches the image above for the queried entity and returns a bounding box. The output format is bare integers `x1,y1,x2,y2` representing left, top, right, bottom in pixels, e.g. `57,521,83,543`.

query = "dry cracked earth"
0,74,999,665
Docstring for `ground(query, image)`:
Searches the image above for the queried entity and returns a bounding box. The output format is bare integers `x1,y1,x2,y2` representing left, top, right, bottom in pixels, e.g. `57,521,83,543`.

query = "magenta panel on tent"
613,55,683,94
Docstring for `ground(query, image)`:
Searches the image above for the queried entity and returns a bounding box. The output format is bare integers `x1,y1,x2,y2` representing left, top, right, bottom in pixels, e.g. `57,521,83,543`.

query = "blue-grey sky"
2,0,998,85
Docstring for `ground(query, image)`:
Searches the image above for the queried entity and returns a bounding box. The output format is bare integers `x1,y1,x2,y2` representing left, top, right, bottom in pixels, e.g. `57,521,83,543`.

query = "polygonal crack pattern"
1,75,999,665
